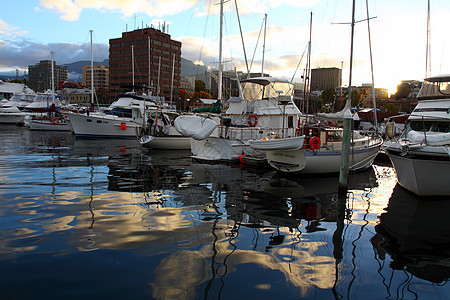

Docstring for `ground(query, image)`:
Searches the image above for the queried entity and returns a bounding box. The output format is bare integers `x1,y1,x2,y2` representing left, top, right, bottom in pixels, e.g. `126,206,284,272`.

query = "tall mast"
218,0,224,101
148,37,151,89
261,14,267,77
305,12,312,115
425,0,431,77
348,0,356,106
131,45,135,90
365,0,377,128
170,53,175,107
50,51,54,107
90,30,94,104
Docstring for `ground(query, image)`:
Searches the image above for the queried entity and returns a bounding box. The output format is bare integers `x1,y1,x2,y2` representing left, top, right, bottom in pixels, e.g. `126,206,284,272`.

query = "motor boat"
174,77,303,161
384,74,450,196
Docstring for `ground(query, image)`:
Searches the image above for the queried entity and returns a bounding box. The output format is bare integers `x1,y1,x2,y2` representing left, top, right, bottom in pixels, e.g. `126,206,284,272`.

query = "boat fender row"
248,114,258,127
309,136,321,151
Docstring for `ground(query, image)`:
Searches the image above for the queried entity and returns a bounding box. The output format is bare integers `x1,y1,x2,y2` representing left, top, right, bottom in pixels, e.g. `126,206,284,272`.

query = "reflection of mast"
88,160,95,229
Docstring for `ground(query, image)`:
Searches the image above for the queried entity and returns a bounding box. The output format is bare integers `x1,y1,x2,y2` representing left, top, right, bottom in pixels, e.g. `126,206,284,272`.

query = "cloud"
39,0,82,21
0,19,28,38
0,37,109,72
36,0,320,22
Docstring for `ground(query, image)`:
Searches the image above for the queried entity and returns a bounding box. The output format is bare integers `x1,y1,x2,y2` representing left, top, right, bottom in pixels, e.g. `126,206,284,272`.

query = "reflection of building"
310,67,341,92
109,27,181,102
28,60,68,92
82,65,109,91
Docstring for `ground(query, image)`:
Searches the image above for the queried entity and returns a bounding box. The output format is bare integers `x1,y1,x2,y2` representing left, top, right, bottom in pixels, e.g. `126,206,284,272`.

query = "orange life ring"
309,136,321,150
248,114,258,127
51,117,59,124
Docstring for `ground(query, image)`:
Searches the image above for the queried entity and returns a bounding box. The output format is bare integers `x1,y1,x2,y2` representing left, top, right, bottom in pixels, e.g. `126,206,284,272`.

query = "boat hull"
0,113,26,125
68,112,140,138
386,151,450,196
140,135,190,150
266,142,381,173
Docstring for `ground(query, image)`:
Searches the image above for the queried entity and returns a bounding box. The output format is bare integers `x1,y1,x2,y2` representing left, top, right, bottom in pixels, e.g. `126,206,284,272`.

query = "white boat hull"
266,142,381,173
68,112,140,138
140,135,190,150
29,118,72,131
0,113,26,125
387,151,450,196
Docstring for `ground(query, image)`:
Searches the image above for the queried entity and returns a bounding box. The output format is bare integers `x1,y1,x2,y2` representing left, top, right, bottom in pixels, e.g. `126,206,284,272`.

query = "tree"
195,80,207,93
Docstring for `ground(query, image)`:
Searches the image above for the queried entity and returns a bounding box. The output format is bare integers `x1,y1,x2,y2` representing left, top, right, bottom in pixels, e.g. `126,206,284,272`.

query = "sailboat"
28,51,72,131
255,3,383,173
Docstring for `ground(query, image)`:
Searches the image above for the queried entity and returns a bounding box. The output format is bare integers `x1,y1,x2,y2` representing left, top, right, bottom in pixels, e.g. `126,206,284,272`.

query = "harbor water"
0,125,449,299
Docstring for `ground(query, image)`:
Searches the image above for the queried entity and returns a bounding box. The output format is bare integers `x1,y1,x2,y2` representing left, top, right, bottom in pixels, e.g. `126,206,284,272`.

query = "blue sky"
1,0,449,93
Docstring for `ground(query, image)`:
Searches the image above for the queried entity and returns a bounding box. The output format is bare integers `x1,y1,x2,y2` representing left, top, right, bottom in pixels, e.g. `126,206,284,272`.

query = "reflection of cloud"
149,221,336,299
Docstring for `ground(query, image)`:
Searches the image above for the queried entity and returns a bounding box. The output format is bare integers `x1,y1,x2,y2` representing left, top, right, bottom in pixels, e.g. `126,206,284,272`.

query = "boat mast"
90,30,94,105
131,45,135,91
305,12,312,116
365,0,377,128
218,0,224,101
425,0,431,77
261,13,267,77
50,51,54,107
347,0,356,108
170,53,175,107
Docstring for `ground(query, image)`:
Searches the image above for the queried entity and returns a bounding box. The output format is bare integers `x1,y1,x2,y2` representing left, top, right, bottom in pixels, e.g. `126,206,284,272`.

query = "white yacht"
174,77,303,161
384,74,450,196
67,92,158,138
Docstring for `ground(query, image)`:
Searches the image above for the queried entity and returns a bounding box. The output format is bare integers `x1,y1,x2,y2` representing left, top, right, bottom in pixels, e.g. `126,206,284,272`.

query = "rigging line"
290,45,308,83
248,17,266,76
234,0,249,74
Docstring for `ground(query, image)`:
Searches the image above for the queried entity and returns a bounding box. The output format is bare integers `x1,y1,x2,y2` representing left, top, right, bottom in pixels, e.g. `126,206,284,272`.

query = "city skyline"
1,0,449,94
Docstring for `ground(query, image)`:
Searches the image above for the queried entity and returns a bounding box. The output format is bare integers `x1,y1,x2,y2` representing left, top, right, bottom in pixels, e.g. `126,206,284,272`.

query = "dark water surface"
0,125,449,299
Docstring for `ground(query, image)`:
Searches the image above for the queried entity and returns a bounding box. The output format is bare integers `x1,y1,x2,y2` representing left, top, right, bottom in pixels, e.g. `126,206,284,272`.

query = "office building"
109,27,181,102
82,65,109,91
310,67,341,92
28,60,68,92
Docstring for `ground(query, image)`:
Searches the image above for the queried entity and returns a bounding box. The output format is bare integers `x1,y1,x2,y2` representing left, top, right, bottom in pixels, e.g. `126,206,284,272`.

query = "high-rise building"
82,65,109,91
109,27,182,102
28,60,68,92
310,67,342,92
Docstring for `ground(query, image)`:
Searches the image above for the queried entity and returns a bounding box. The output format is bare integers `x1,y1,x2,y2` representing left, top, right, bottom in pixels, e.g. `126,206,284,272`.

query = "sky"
1,0,449,94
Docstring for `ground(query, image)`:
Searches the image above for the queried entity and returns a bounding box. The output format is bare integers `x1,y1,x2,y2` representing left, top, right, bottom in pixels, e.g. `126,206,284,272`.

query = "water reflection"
372,185,450,286
0,127,449,299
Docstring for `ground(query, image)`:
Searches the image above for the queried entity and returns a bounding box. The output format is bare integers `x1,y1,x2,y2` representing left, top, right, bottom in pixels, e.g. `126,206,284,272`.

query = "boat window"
87,119,92,122
109,108,132,118
409,120,433,132
432,122,450,133
417,78,450,98
288,116,293,128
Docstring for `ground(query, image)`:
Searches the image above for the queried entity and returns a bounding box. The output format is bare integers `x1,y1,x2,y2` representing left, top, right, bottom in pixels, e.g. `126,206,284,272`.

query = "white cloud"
0,19,28,38
39,0,82,21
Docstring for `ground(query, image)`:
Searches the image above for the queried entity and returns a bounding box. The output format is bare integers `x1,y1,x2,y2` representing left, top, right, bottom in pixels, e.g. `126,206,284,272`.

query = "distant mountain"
181,57,208,77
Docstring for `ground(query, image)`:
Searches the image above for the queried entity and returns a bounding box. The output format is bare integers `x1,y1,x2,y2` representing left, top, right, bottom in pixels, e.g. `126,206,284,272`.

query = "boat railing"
219,126,300,141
